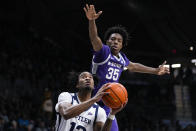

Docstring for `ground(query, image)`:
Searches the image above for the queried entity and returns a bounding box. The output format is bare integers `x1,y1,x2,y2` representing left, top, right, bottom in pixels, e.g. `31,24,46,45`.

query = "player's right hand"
93,83,110,102
83,4,102,21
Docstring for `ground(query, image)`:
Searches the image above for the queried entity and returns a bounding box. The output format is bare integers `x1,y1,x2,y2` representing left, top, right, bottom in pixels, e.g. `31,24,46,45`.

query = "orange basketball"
102,82,128,109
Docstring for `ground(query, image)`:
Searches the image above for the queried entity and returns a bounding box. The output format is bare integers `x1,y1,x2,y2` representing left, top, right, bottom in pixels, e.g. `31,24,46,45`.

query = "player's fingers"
97,11,103,16
161,61,167,66
104,86,110,91
125,98,128,103
103,92,110,95
98,91,109,98
101,86,110,92
123,99,128,107
165,67,170,71
102,83,110,89
89,5,94,10
163,67,170,73
119,104,123,109
166,68,170,74
83,7,87,13
94,12,102,18
105,83,111,86
159,61,167,68
118,104,125,111
99,84,110,93
92,5,96,13
86,4,90,10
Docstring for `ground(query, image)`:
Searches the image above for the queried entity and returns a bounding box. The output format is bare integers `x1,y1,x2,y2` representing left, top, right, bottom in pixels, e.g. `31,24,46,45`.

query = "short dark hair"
104,25,129,46
67,71,92,88
66,71,80,92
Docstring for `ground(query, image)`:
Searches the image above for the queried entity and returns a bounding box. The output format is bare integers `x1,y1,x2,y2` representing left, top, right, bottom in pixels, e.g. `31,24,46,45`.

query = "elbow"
59,105,71,120
128,66,135,72
62,115,70,120
128,63,137,72
61,112,71,120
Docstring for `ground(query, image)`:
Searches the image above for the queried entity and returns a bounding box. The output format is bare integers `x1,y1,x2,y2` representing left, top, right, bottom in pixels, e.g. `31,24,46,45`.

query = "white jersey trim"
113,53,121,61
92,54,111,74
92,54,111,65
119,53,126,67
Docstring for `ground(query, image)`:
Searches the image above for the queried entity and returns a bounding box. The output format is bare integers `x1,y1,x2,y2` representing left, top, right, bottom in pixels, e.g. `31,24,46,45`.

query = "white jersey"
55,92,107,131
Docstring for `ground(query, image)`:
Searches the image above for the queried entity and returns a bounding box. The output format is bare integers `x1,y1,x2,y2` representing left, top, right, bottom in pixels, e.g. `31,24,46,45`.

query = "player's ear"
76,82,79,89
106,40,110,45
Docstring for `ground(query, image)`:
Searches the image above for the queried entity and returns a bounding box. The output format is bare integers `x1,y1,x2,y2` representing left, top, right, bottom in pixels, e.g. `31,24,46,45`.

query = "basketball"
102,82,128,109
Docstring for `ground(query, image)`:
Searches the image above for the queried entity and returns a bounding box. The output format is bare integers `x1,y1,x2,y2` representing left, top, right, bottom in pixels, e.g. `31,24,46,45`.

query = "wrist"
154,68,159,75
89,20,95,23
108,113,115,120
91,97,98,103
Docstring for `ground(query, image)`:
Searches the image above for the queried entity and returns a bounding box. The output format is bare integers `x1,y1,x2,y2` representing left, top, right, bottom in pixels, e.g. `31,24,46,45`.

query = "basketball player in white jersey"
55,71,126,131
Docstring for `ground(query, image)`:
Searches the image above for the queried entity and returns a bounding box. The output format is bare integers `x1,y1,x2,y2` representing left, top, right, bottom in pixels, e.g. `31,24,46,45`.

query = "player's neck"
112,53,120,58
78,91,92,102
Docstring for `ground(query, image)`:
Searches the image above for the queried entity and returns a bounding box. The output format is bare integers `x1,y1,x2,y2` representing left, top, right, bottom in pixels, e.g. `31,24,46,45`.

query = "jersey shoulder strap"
92,104,99,126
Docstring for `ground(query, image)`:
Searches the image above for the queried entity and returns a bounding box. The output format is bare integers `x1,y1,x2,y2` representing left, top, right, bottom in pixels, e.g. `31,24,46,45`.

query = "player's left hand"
110,99,128,115
157,61,170,75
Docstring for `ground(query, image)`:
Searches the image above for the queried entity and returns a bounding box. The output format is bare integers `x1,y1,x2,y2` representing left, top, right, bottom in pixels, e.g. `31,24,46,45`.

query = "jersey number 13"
70,122,86,131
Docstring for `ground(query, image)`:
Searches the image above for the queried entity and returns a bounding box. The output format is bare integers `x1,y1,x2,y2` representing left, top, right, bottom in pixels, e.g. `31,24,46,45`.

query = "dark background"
0,0,195,66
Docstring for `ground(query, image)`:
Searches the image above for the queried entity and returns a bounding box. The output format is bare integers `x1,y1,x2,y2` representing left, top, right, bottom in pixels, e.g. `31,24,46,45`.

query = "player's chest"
106,58,124,69
73,108,96,126
75,111,95,124
73,103,96,121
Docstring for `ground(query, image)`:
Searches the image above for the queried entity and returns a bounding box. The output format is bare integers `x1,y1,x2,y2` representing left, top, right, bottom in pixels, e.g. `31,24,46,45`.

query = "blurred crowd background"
0,0,196,131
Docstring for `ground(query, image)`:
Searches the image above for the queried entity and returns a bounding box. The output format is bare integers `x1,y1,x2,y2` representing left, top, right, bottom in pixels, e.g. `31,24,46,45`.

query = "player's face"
106,33,123,55
77,72,94,90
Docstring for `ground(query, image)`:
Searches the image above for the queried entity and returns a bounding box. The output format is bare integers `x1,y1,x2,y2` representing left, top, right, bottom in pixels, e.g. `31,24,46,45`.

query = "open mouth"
85,82,91,85
111,46,118,50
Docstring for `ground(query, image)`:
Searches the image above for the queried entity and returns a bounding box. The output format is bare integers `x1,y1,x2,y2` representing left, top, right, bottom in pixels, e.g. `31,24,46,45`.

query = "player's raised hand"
157,61,170,75
93,83,110,102
83,4,102,20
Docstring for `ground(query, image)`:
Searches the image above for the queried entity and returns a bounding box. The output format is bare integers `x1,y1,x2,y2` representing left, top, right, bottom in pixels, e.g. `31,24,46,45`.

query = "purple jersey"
91,44,130,131
91,44,130,93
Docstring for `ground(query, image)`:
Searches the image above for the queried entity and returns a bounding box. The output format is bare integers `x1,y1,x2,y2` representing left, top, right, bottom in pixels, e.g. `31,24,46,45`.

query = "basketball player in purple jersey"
84,4,170,131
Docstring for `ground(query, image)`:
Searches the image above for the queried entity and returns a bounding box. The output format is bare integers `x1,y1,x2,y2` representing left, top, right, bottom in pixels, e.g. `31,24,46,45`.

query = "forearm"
89,20,98,41
101,119,113,131
130,63,158,74
89,20,102,51
59,98,96,120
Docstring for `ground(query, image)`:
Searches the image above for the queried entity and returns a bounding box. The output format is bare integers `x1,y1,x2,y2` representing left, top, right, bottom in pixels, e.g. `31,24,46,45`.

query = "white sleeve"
96,107,107,123
55,92,72,112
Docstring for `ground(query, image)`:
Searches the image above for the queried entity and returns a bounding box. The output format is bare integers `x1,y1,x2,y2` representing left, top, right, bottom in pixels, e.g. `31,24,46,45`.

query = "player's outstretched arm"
127,61,170,75
83,4,103,51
